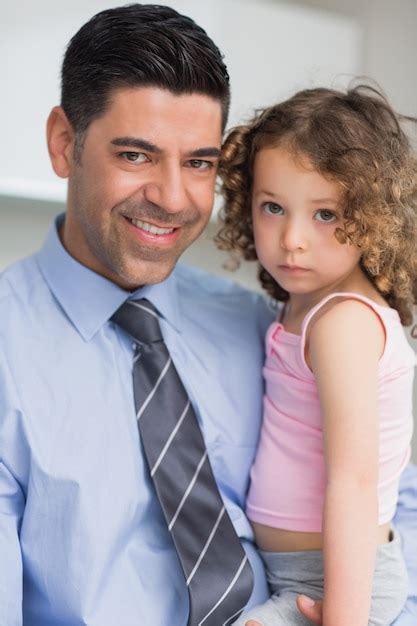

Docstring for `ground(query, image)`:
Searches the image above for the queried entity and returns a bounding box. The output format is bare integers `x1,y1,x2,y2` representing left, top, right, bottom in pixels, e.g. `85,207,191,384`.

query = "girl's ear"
46,106,75,178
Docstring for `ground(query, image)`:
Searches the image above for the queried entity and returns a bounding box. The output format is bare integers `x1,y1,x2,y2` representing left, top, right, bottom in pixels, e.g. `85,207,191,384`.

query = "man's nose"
143,164,188,215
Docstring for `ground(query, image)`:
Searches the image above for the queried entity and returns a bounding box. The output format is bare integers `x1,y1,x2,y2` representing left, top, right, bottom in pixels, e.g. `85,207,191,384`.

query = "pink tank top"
246,292,415,532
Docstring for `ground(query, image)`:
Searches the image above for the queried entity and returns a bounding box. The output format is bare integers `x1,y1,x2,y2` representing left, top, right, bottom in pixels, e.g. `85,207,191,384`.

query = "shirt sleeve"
0,461,24,625
392,463,417,625
0,352,24,626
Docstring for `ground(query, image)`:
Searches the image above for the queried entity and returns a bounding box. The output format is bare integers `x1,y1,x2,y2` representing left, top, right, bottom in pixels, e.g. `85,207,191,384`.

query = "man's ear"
46,106,76,179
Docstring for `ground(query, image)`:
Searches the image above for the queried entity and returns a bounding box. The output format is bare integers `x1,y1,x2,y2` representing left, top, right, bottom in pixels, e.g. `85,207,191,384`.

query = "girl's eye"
315,209,337,223
121,152,149,163
263,202,284,216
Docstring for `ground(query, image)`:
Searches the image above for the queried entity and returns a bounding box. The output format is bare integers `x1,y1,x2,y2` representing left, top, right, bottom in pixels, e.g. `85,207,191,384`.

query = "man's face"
61,87,222,289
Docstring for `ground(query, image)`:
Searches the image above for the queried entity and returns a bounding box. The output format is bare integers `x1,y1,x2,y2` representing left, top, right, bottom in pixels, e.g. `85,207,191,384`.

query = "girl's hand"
244,595,323,626
297,594,323,624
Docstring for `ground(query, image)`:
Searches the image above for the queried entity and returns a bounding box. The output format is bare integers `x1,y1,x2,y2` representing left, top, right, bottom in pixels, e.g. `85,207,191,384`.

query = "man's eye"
187,159,213,170
315,209,337,222
120,152,148,163
263,202,284,215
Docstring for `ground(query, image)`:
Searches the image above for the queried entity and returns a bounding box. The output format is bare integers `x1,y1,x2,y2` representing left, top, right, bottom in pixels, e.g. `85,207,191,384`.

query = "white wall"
295,0,417,125
363,0,417,135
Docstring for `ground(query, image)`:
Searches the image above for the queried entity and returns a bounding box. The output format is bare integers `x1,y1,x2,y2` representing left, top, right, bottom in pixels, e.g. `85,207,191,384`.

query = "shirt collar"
36,214,182,341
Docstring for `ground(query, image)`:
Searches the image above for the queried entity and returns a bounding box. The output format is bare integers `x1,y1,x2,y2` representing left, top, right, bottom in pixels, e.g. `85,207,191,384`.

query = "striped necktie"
111,298,253,626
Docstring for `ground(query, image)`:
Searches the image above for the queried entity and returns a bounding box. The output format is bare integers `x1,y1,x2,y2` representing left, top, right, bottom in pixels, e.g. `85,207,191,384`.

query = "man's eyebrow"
186,147,221,158
111,137,162,153
111,138,221,159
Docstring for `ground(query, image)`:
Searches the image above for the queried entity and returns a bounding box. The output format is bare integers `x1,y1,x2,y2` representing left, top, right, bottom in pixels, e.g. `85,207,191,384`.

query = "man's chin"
113,257,179,291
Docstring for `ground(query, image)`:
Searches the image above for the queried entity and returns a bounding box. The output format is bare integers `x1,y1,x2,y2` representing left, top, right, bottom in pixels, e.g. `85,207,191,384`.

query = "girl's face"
251,147,363,303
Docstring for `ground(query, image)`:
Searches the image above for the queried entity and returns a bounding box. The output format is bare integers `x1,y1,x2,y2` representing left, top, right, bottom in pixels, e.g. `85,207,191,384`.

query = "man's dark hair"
61,3,230,157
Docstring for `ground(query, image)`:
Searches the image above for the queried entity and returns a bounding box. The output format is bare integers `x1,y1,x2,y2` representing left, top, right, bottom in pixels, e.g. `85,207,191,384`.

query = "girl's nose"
280,220,307,251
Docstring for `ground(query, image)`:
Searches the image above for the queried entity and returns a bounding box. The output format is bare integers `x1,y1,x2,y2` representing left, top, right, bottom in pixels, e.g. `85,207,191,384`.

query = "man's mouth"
128,217,176,236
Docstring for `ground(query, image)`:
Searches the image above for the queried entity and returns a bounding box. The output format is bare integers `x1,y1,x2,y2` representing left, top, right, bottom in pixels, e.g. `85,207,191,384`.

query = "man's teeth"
130,218,174,235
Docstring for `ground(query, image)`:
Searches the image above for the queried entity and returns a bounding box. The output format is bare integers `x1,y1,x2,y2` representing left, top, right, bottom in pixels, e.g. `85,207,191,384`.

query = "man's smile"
128,218,176,235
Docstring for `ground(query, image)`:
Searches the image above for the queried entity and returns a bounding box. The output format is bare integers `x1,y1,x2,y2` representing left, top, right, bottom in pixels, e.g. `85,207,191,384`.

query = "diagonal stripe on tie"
150,399,190,477
111,298,253,625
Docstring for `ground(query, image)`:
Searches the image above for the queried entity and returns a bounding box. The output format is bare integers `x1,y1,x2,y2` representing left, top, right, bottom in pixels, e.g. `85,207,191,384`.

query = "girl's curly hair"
216,85,417,326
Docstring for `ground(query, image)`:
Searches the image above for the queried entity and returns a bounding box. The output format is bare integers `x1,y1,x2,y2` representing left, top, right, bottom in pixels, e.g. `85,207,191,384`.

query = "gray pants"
233,527,408,626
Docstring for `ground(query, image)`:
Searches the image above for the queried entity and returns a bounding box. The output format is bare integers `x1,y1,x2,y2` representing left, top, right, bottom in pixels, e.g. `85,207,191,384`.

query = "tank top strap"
300,292,387,371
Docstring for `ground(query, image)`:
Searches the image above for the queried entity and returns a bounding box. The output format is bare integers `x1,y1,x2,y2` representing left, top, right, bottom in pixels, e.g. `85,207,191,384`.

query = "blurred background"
1,0,416,458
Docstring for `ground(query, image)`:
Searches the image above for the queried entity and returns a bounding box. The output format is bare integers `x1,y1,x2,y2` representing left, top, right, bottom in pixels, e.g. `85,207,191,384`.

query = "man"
0,5,415,626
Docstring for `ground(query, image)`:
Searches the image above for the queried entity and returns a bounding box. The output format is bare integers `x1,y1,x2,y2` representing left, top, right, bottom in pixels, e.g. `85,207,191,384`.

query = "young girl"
217,85,417,626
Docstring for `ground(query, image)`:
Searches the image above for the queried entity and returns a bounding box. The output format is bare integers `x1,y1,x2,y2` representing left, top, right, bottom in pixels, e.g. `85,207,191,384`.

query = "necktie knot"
111,299,163,345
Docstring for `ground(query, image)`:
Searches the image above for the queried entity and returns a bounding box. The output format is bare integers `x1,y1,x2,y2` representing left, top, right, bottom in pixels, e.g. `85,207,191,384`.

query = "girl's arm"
308,299,385,626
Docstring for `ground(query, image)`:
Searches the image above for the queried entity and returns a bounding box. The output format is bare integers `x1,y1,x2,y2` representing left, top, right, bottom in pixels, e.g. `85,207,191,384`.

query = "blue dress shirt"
0,215,272,626
0,215,416,625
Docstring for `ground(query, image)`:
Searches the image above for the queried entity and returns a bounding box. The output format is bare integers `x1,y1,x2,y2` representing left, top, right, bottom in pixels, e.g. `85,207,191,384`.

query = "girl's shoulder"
301,292,394,370
302,291,398,337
